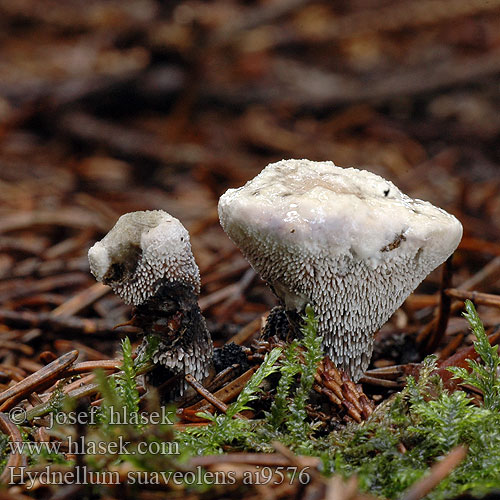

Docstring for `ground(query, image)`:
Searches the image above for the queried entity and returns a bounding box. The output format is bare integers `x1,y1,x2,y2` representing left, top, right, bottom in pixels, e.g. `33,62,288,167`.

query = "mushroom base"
262,305,373,381
134,281,214,401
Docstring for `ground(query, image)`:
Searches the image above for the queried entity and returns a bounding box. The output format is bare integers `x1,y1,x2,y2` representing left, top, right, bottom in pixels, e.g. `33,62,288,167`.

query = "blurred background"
0,0,499,355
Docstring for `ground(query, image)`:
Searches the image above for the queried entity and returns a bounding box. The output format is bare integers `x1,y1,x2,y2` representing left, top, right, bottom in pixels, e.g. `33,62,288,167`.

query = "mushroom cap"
88,210,200,305
218,159,463,379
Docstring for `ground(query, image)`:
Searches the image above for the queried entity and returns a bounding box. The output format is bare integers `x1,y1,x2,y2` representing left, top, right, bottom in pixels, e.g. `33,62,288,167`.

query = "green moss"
2,302,498,499
325,301,500,499
178,301,500,499
178,347,283,455
448,300,500,411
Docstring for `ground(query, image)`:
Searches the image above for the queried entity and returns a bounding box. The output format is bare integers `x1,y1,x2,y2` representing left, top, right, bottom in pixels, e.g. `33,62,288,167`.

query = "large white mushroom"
88,210,213,397
218,159,463,381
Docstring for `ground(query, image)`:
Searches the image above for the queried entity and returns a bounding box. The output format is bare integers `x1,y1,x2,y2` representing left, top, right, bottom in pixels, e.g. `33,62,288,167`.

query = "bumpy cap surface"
88,210,200,305
218,159,463,380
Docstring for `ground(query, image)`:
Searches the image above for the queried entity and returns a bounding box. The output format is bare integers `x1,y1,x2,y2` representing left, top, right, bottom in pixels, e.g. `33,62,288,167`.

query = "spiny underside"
242,242,441,380
88,210,200,306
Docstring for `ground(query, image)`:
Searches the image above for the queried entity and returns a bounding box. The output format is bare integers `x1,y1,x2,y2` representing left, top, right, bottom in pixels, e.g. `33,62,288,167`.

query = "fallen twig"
400,445,468,500
0,412,28,484
0,350,78,407
444,289,500,309
0,309,139,337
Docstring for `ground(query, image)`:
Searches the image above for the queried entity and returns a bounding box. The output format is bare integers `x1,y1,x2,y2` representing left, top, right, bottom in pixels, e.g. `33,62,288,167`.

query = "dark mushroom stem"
134,281,215,400
261,305,296,343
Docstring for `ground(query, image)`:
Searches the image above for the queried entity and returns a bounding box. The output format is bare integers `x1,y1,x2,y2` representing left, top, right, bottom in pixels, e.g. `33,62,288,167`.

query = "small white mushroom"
218,159,463,380
88,210,213,398
88,210,200,305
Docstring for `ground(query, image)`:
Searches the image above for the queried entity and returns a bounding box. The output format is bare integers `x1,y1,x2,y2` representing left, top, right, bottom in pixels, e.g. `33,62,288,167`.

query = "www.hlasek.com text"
9,435,180,456
8,465,312,488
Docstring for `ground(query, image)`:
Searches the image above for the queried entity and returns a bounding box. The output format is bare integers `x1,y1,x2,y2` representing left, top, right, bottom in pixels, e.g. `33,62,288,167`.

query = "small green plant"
267,341,300,430
95,337,141,429
179,347,282,455
84,337,182,476
262,304,324,453
448,299,500,411
117,337,141,415
179,305,325,456
284,305,324,444
3,302,499,499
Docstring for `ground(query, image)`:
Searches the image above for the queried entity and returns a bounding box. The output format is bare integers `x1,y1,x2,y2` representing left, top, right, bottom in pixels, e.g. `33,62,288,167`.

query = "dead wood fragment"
437,331,500,390
18,359,43,373
24,361,154,422
180,366,258,420
184,373,245,418
9,257,89,280
199,269,256,311
201,257,249,286
53,340,109,361
227,316,263,346
417,255,500,351
41,229,95,261
359,378,398,391
204,49,500,108
0,236,48,256
0,350,78,409
438,333,465,361
59,111,207,165
400,446,468,500
0,210,108,234
444,289,500,309
0,309,139,337
420,257,454,355
0,366,25,382
38,351,57,364
63,359,123,376
459,256,500,290
62,373,96,395
0,273,89,304
0,340,33,356
50,283,111,317
458,238,500,256
190,452,320,469
207,364,243,388
308,0,500,40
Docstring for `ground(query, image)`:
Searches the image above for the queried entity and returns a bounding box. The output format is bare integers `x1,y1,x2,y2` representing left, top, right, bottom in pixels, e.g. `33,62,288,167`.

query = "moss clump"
328,300,500,499
179,301,500,499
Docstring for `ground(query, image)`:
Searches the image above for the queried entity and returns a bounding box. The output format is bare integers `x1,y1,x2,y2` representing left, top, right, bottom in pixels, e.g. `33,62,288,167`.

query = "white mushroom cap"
88,210,200,305
218,159,463,380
